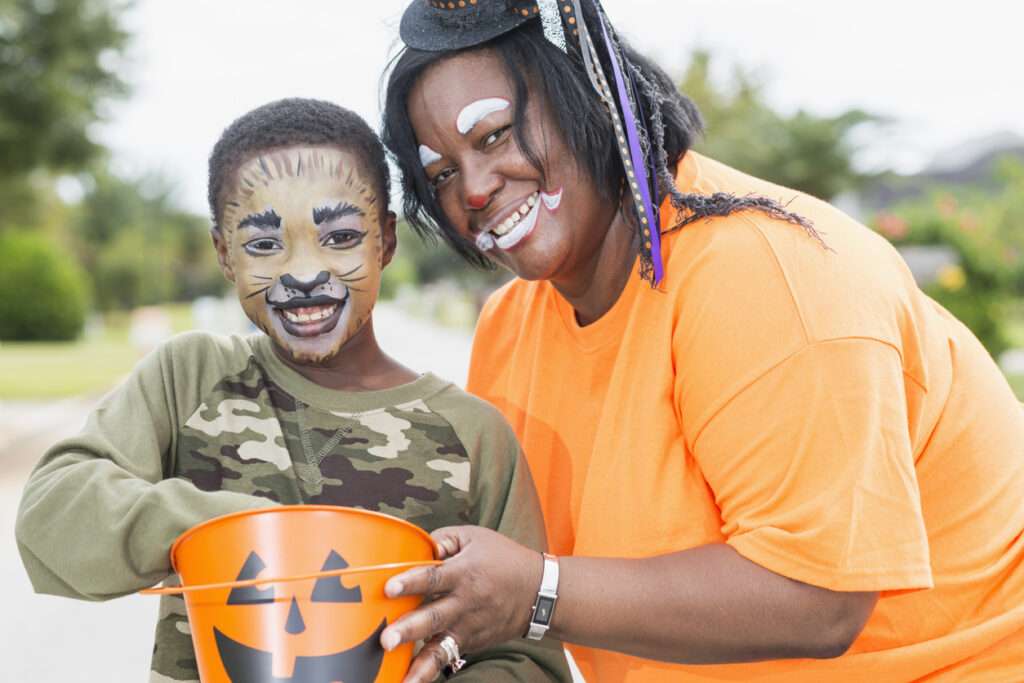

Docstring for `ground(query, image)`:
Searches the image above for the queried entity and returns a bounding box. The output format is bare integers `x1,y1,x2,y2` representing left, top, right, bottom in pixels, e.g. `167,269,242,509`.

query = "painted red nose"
467,194,490,210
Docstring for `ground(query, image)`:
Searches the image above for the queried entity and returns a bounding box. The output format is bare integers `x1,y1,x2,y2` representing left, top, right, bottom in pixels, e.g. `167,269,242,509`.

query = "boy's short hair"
208,98,390,228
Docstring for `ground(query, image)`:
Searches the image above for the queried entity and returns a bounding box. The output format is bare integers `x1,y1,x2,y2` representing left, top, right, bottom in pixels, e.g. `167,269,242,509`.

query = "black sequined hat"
400,0,543,52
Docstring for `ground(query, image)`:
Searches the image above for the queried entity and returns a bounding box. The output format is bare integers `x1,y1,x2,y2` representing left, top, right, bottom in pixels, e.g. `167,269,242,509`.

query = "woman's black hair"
382,6,818,272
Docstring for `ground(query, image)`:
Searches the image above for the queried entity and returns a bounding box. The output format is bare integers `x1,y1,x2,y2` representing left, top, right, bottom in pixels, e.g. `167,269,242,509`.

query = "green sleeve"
15,333,274,601
430,388,572,682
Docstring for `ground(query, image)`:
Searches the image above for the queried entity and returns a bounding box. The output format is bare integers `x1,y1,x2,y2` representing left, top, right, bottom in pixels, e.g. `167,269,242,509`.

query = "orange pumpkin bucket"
141,505,438,683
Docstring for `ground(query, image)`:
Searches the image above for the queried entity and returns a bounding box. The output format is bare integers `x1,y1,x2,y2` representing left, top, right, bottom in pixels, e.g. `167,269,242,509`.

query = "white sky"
95,0,1022,216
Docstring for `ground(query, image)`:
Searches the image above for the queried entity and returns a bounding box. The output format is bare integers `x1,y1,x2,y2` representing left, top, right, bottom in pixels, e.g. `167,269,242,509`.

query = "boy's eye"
243,237,283,255
322,229,366,249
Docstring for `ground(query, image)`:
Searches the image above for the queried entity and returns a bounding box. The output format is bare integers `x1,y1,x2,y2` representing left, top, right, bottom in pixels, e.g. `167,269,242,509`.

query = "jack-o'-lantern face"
212,549,385,682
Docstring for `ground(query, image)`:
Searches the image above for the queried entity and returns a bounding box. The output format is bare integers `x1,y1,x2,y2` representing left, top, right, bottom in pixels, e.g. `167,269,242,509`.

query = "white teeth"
283,304,337,324
495,198,541,250
493,215,516,236
476,191,545,249
489,192,540,237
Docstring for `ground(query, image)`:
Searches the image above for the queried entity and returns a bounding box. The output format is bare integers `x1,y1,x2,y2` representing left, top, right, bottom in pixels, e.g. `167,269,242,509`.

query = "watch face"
534,596,556,626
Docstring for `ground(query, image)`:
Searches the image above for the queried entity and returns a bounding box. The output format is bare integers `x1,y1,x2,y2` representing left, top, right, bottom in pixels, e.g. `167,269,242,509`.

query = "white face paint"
456,98,510,135
418,144,442,168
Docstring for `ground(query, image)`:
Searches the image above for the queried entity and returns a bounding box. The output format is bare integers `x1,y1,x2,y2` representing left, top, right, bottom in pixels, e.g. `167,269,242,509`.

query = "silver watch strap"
526,553,559,640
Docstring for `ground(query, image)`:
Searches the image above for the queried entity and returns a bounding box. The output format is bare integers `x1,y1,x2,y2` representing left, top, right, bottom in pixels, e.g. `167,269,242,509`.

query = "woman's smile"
475,188,562,252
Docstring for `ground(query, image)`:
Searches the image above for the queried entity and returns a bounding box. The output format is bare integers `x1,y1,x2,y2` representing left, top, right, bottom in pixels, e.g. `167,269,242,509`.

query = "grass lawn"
0,304,193,400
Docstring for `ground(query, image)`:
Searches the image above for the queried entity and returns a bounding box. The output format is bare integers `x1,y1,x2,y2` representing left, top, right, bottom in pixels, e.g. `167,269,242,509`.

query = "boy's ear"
211,226,236,283
381,211,398,268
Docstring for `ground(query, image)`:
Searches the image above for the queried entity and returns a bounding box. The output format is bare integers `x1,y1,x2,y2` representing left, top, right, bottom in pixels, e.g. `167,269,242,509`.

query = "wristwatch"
525,553,560,640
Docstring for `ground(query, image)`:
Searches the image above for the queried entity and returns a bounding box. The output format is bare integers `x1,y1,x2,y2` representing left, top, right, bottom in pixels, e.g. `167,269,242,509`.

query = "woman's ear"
211,226,236,283
381,211,399,268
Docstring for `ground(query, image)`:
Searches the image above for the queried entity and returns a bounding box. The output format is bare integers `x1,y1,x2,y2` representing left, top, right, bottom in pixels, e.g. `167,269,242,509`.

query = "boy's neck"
270,317,419,392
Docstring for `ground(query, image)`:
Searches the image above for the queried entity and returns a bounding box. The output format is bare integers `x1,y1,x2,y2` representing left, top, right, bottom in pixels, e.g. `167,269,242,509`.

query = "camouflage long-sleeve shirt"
16,331,569,682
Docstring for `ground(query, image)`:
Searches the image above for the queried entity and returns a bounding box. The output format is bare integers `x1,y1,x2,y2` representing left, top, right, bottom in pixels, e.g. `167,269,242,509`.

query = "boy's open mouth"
272,294,346,338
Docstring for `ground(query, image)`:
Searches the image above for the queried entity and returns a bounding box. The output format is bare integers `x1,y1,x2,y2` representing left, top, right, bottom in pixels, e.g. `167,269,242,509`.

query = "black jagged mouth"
213,619,386,682
269,294,343,311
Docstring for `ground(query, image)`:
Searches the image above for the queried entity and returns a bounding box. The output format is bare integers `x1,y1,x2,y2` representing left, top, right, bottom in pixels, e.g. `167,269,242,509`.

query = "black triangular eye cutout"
311,550,362,603
227,551,276,605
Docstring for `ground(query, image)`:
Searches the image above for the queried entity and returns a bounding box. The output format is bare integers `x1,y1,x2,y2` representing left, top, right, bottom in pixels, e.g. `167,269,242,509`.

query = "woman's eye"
431,167,456,188
483,126,510,147
323,230,365,249
243,238,282,255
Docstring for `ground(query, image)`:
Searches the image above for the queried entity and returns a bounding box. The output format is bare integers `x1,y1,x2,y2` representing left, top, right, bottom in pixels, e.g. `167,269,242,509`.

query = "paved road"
0,304,473,682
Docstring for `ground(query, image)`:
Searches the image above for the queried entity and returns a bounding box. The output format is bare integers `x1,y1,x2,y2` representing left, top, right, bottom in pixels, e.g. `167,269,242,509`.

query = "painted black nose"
281,271,330,295
285,597,306,635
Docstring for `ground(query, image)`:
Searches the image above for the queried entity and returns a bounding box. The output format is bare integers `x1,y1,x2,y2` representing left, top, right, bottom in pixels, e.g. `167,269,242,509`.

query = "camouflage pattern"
151,356,471,681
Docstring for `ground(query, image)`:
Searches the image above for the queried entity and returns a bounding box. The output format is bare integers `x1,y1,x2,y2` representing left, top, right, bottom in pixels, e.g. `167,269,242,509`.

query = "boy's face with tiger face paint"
214,144,395,365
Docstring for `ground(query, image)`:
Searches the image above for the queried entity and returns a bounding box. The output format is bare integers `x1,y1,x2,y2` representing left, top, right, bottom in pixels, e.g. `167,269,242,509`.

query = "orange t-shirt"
467,152,1024,681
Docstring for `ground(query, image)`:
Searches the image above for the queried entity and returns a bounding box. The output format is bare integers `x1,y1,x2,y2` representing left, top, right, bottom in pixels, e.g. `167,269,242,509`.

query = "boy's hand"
380,526,544,683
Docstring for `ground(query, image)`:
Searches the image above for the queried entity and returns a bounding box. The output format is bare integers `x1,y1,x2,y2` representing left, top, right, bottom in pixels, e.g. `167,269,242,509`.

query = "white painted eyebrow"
456,98,511,136
419,144,442,168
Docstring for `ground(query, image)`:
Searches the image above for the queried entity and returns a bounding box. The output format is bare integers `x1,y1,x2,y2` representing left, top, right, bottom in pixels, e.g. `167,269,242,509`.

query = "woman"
379,1,1024,681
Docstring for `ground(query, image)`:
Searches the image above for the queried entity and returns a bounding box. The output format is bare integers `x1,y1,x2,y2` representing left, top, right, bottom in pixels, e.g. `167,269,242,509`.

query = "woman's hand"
380,525,544,683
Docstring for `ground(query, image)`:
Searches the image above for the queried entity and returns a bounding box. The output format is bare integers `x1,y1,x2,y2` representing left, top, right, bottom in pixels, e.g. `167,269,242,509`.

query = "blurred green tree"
681,50,880,200
0,0,129,225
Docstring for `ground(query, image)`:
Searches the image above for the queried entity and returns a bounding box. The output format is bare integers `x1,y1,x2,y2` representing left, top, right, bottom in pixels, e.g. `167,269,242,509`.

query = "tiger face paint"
216,145,393,365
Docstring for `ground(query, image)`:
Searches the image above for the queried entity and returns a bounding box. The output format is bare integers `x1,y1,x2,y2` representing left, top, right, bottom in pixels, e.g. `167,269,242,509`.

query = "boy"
16,98,569,682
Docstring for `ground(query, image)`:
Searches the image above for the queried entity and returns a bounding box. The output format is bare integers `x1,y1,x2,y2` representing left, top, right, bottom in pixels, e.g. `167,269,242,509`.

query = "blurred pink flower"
959,211,981,232
936,195,957,218
876,212,909,240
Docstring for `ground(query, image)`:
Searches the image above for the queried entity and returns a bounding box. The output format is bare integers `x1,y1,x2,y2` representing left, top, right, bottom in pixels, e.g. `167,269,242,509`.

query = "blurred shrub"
873,158,1024,357
0,231,89,341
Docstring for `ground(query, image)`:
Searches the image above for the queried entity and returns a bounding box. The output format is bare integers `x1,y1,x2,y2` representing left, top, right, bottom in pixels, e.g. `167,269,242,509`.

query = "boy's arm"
15,336,273,601
435,392,572,682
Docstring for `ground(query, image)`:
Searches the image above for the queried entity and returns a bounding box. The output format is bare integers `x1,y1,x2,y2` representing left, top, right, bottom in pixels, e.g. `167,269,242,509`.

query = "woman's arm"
382,526,877,682
415,394,573,681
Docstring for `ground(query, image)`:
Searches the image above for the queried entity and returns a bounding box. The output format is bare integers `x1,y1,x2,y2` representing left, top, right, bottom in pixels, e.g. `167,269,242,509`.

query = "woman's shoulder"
663,152,918,346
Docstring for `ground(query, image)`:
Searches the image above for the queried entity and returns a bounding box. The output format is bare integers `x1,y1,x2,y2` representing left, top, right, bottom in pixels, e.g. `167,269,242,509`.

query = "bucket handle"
140,560,440,597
